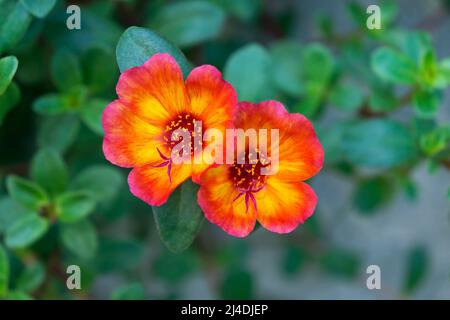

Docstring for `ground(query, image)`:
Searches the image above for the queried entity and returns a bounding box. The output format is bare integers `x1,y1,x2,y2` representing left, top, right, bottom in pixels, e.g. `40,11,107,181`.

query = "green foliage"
221,268,253,299
6,176,48,211
320,248,360,279
30,148,68,196
15,261,45,293
0,245,9,297
5,214,49,249
60,220,98,260
153,180,203,253
55,191,96,223
0,56,18,96
111,283,146,300
353,176,393,214
403,245,428,294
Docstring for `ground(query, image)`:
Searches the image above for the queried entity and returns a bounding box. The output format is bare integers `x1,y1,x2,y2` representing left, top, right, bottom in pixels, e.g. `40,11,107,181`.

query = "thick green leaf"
5,214,49,249
0,197,35,234
150,0,226,48
353,176,393,214
371,47,418,84
60,219,98,260
81,47,117,93
0,56,18,96
37,114,80,154
80,98,107,135
111,283,146,300
6,176,48,210
342,119,418,168
0,1,32,54
224,43,274,102
55,191,96,223
413,89,441,118
50,49,83,93
0,82,20,126
403,245,428,294
329,82,365,112
221,268,253,299
320,248,360,279
33,94,70,115
31,148,68,196
420,125,450,156
302,43,334,85
16,262,45,292
71,165,122,203
153,180,203,253
0,245,8,297
116,26,191,75
270,40,303,97
20,0,56,18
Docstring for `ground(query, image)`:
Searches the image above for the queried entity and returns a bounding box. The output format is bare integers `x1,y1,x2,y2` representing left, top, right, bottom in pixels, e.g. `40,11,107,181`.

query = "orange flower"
102,53,237,206
197,101,324,237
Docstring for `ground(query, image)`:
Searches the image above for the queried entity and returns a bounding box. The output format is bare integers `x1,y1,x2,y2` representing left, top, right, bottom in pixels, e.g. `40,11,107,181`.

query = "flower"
197,101,324,237
102,53,237,206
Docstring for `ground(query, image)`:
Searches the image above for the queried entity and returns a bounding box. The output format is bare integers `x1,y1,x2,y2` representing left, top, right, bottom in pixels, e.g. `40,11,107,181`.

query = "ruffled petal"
128,163,191,206
197,165,257,237
256,178,317,234
102,100,163,168
116,53,189,125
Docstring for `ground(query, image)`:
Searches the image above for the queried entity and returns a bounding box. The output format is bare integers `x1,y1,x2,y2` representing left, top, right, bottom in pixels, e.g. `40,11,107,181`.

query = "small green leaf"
60,219,98,260
435,58,450,88
16,262,45,293
329,82,365,112
0,245,9,297
80,99,107,135
81,47,117,93
153,180,203,253
320,248,360,279
368,85,397,112
0,82,20,126
37,115,80,154
302,43,334,85
149,0,226,48
4,290,32,300
221,268,253,299
0,1,32,54
19,0,56,18
6,176,48,210
0,56,18,96
0,197,35,234
342,119,418,168
413,89,441,118
403,245,428,294
71,166,122,203
224,43,274,102
5,214,49,249
371,47,418,84
353,176,393,214
116,26,191,75
32,94,69,115
56,191,96,223
111,283,146,300
31,148,68,196
50,49,83,93
419,125,450,156
270,40,303,97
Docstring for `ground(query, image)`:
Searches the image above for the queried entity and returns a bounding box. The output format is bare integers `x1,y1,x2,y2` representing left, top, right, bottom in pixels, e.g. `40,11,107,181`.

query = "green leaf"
270,40,303,97
211,0,260,21
153,180,203,253
60,219,98,260
320,248,360,279
419,125,450,156
371,47,418,84
80,98,107,135
342,119,418,168
19,0,56,18
413,89,441,118
0,245,9,297
149,0,226,48
221,268,253,299
116,26,191,75
0,82,20,126
224,43,273,102
31,148,68,196
0,1,32,54
50,49,83,93
16,262,45,293
435,58,450,88
33,94,70,115
281,245,306,276
4,290,32,300
403,245,428,294
0,55,18,96
6,176,48,210
353,176,393,214
329,82,365,112
71,165,122,203
5,214,49,249
0,197,34,234
302,43,334,85
56,191,96,224
111,283,146,300
368,85,397,112
37,114,80,154
153,250,198,284
96,238,144,272
401,32,432,65
81,47,117,93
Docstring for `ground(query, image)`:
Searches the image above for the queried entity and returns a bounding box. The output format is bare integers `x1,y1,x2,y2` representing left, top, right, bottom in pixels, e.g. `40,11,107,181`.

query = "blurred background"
0,0,449,299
